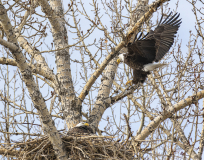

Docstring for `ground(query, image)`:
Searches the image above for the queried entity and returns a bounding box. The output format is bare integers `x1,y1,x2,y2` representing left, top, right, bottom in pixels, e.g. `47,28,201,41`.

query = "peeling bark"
38,0,81,129
88,58,118,131
0,2,67,159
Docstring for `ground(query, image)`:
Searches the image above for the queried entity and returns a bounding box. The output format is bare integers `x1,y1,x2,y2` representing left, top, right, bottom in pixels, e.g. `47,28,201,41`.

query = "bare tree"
0,0,203,159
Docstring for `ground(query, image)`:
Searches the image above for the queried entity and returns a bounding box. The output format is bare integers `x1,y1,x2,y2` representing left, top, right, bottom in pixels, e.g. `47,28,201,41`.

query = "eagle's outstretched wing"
127,12,181,63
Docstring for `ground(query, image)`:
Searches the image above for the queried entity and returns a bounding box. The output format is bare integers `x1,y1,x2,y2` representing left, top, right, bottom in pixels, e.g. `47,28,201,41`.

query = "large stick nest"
14,134,135,159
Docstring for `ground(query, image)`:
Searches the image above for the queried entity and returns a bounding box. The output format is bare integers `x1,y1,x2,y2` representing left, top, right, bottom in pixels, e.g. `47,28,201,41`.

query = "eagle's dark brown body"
123,12,181,84
67,123,94,135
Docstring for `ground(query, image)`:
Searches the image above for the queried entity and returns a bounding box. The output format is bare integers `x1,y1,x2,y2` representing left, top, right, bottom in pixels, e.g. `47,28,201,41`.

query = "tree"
0,0,203,159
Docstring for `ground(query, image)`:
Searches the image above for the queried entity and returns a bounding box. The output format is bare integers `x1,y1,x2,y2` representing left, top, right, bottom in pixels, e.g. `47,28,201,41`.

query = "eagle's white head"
117,54,125,64
75,122,90,127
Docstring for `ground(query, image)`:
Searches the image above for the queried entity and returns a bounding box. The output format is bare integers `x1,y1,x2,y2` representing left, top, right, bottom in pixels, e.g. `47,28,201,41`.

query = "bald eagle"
67,122,94,135
117,12,181,85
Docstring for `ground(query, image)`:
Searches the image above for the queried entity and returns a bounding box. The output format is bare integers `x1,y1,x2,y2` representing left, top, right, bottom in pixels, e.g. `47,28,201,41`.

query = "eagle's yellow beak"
84,123,89,126
117,58,121,64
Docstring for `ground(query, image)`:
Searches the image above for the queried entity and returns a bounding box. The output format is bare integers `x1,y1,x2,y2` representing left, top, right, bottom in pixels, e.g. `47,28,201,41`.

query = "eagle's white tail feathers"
144,63,167,71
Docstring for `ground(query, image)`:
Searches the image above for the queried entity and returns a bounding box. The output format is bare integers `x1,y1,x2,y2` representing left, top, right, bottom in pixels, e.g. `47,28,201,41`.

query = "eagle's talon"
126,80,132,86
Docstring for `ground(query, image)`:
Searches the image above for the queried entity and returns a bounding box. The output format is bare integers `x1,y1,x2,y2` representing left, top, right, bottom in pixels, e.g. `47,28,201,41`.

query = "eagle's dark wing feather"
127,12,181,65
146,12,181,62
127,39,156,66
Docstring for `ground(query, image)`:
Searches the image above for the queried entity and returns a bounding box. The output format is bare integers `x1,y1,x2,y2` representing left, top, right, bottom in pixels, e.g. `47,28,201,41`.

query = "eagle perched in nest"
117,12,181,85
67,122,94,135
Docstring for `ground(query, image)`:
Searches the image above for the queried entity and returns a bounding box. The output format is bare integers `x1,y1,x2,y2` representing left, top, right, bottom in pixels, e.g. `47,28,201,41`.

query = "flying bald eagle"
117,12,181,85
67,122,94,135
